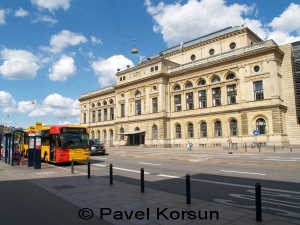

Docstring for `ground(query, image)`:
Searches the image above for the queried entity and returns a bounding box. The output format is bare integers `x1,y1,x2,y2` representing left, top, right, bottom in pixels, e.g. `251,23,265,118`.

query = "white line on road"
268,157,280,158
93,157,107,160
157,174,180,178
221,170,266,176
263,159,297,162
229,163,257,166
93,164,107,167
113,167,151,174
291,158,300,160
139,162,161,166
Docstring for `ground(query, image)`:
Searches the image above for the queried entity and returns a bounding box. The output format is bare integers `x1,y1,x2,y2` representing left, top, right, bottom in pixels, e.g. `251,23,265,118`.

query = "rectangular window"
152,98,158,113
83,113,86,124
186,92,194,110
198,90,207,108
174,94,181,112
254,81,264,100
135,100,141,115
92,111,96,123
97,110,101,122
121,104,125,117
227,84,237,104
104,109,107,121
155,66,158,71
150,67,154,72
110,107,114,120
212,87,221,106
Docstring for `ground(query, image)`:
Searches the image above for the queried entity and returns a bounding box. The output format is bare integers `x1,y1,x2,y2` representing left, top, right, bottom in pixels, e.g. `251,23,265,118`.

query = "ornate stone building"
79,26,300,149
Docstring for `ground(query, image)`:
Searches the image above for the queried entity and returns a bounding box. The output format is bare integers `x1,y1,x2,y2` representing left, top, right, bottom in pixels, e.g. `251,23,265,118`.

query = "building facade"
79,26,300,149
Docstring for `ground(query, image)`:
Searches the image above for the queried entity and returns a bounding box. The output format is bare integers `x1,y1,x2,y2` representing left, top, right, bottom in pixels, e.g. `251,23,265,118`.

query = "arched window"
185,82,193,88
97,130,100,139
226,73,235,80
135,127,140,131
256,118,266,134
135,91,141,97
175,124,181,138
97,102,101,107
91,130,95,139
120,128,124,140
103,101,107,105
200,122,207,137
211,76,220,83
110,130,113,144
152,125,158,140
174,85,181,91
187,123,194,138
91,103,95,108
198,79,206,86
109,99,114,104
214,121,222,137
103,130,107,144
229,120,238,136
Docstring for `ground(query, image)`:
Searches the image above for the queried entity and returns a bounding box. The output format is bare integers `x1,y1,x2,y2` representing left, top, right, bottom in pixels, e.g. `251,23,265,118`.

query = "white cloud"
0,48,40,80
0,91,17,114
17,101,35,113
144,0,300,46
32,14,57,25
40,30,87,53
269,3,300,34
0,9,10,25
27,93,80,119
91,55,134,87
31,0,71,12
48,55,76,81
14,8,29,17
91,36,103,45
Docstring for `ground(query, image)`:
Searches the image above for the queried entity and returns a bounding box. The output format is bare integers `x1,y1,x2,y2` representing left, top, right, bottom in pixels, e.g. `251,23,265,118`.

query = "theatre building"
79,25,300,149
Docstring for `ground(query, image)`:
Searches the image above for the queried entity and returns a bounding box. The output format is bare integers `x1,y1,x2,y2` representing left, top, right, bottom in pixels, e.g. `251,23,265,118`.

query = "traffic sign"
253,130,259,136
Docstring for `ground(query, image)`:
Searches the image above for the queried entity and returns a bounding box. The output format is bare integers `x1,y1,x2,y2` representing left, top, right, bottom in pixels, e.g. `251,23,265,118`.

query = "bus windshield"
59,133,89,149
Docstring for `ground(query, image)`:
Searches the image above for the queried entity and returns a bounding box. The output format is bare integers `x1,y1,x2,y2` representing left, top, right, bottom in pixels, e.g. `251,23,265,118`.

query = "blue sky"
1,0,300,129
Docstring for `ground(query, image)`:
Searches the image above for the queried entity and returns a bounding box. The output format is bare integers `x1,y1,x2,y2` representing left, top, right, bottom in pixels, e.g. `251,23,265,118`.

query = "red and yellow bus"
21,124,90,163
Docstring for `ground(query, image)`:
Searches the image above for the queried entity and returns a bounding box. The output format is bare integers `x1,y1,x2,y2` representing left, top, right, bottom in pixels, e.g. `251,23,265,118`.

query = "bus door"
50,135,58,161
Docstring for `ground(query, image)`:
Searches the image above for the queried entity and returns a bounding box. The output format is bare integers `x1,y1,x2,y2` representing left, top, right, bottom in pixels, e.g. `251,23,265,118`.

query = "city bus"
21,124,90,163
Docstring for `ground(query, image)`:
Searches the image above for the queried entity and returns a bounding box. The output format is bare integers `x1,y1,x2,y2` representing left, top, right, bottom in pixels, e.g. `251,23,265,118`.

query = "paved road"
62,154,300,220
0,165,112,225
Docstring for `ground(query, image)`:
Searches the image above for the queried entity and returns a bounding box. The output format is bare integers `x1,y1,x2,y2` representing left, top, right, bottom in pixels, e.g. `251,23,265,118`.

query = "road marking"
113,167,151,174
229,163,257,166
139,162,161,166
291,158,300,160
221,170,265,175
93,157,107,160
93,164,107,167
268,157,280,158
157,174,180,178
263,159,297,162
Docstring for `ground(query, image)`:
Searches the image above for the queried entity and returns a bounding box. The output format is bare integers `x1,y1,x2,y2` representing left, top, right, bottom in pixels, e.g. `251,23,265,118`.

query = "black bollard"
71,159,74,174
255,183,262,221
245,144,247,152
186,174,191,204
274,145,275,152
141,168,144,193
290,146,292,152
87,161,90,178
110,164,113,185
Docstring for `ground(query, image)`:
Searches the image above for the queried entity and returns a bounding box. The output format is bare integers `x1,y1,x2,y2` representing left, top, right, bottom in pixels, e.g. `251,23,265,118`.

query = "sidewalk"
1,160,300,225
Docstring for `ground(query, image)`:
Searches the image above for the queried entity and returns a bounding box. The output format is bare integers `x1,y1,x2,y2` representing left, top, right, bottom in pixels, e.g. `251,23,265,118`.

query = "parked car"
89,139,106,155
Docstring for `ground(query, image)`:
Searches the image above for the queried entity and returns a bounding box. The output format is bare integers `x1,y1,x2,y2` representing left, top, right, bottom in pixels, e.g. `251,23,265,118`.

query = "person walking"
187,141,190,151
189,141,193,151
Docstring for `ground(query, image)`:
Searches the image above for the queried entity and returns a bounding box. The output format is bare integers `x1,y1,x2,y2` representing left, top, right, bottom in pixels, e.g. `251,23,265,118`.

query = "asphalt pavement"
1,147,300,225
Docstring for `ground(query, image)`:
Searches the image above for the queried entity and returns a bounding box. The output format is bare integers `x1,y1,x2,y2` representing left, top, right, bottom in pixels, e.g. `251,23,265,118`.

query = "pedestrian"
187,141,190,151
189,141,193,151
